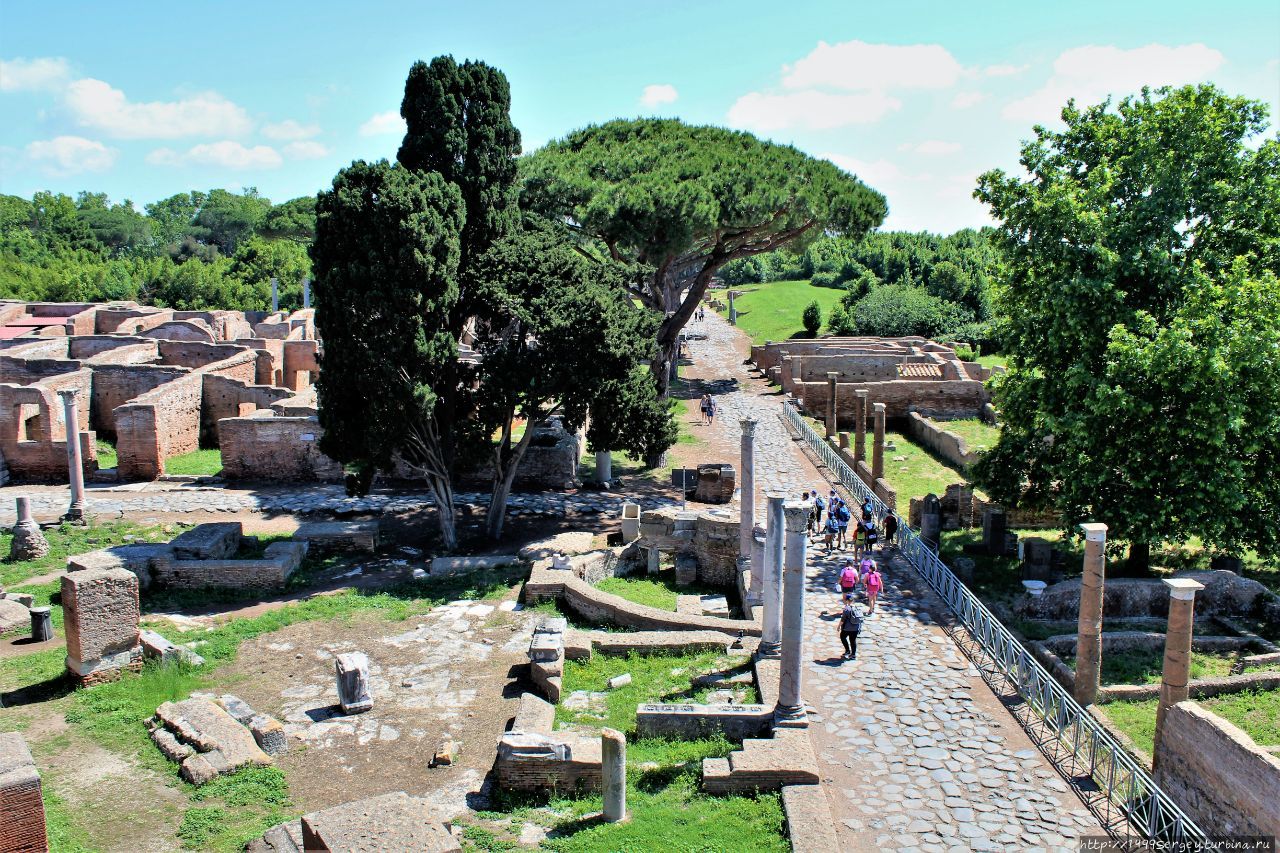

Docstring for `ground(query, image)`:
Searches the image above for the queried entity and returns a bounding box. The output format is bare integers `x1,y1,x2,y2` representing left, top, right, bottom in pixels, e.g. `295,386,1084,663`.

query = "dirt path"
684,311,1104,851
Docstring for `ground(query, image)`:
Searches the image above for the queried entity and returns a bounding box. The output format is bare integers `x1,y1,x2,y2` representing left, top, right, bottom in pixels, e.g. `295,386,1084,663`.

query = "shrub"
953,344,977,361
810,270,841,288
802,300,822,336
849,284,972,338
826,303,855,335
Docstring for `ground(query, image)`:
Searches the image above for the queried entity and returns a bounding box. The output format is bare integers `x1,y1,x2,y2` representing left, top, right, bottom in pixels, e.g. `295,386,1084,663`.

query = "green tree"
802,300,822,336
826,302,854,335
846,284,972,338
146,192,204,248
521,119,886,398
259,196,317,244
193,188,271,254
973,84,1280,570
310,160,464,547
75,193,153,256
228,236,311,310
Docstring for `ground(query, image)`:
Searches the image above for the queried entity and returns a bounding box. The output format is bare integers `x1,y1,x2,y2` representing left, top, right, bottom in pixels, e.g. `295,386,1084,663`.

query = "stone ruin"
62,566,143,685
0,732,47,853
249,791,461,852
149,695,282,785
750,335,993,424
1016,569,1280,624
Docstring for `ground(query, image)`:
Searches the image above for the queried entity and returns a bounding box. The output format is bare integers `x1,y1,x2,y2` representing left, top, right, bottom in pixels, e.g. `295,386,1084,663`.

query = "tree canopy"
521,119,887,393
972,84,1280,566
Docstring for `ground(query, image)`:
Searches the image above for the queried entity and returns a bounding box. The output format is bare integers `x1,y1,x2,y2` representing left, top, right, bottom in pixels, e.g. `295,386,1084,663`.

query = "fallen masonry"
150,697,274,785
249,791,461,852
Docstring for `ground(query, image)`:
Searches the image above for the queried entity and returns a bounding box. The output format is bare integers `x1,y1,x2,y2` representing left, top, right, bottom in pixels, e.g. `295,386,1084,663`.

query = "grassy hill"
714,279,844,345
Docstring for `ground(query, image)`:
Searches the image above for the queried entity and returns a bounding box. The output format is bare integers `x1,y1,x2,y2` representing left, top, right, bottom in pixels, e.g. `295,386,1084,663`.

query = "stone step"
701,728,819,793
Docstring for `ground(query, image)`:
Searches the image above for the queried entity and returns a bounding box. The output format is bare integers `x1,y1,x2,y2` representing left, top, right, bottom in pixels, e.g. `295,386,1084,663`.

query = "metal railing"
782,404,1205,843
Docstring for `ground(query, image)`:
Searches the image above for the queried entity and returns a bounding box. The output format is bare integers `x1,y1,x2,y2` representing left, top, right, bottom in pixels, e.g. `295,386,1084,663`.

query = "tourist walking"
823,511,840,552
837,559,859,599
699,393,711,425
861,498,874,522
812,490,825,530
883,511,898,547
706,394,717,426
853,519,867,557
834,498,851,549
838,593,864,660
864,560,883,614
802,491,814,534
865,519,879,553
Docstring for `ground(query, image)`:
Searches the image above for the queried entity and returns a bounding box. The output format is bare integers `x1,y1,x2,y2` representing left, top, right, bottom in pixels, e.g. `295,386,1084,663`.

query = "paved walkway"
688,313,1102,852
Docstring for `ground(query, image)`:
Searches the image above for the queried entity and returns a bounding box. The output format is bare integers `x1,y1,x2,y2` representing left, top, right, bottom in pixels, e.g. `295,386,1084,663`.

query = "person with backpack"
834,498,851,549
812,490,825,530
838,560,860,598
883,512,899,547
823,510,840,552
861,498,874,522
802,490,814,534
864,561,884,614
706,395,717,426
865,519,879,553
838,593,864,660
853,518,867,558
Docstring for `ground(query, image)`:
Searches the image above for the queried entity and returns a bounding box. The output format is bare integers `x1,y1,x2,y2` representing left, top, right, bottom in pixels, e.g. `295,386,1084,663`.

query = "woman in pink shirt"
864,562,883,614
837,561,859,599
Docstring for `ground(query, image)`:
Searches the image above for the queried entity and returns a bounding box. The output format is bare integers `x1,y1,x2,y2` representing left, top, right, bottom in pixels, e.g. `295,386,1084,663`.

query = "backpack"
814,496,825,510
867,526,879,544
836,504,851,523
840,606,862,634
839,566,858,587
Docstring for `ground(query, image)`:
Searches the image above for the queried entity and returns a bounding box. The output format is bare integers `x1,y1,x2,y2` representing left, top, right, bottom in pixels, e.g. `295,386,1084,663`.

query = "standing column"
749,525,766,604
825,372,839,438
601,727,627,822
775,501,810,726
270,276,279,312
302,277,311,309
854,389,868,464
758,493,786,658
58,390,85,522
595,450,612,486
1074,523,1108,706
728,290,738,325
1153,578,1205,768
871,402,886,482
738,418,757,566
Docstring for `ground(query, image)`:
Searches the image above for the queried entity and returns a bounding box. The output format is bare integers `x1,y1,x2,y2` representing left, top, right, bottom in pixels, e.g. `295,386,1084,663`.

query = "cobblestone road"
688,312,1103,852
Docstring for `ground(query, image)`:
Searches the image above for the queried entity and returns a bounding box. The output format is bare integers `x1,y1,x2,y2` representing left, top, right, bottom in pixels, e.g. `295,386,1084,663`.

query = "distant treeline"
0,188,317,311
721,229,1005,347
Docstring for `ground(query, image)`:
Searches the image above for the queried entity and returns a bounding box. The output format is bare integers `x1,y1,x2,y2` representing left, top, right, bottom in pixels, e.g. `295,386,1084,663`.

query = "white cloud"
147,141,282,169
64,78,252,138
783,40,964,91
0,57,71,92
359,110,406,136
263,119,320,141
282,140,329,160
727,90,901,131
640,84,678,107
25,135,116,176
951,92,989,109
1003,43,1225,123
983,63,1029,78
898,140,962,155
826,151,991,232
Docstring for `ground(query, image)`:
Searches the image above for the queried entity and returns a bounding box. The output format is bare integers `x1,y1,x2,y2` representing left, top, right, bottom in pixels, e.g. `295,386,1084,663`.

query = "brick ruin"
0,300,581,487
750,335,993,423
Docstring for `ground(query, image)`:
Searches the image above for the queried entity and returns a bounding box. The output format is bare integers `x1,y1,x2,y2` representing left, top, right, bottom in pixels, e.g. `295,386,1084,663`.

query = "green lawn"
715,279,845,345
595,575,679,611
882,429,973,504
1102,689,1280,756
927,417,1001,453
976,354,1008,370
95,439,118,469
164,448,223,476
1063,648,1241,686
1,518,178,589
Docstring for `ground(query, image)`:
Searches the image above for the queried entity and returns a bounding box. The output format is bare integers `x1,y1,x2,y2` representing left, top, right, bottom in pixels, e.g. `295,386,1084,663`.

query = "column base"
772,704,808,728
756,642,781,660
64,506,85,523
745,591,764,607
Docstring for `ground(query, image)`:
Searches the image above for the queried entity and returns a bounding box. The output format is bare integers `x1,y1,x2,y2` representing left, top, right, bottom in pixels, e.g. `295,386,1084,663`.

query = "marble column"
775,501,810,726
270,276,279,312
871,402,886,482
825,372,839,438
758,492,786,659
854,389,869,464
1153,578,1205,768
602,727,627,822
739,418,757,565
302,277,311,309
1074,523,1108,706
58,390,85,522
749,525,766,604
728,291,737,325
595,450,612,485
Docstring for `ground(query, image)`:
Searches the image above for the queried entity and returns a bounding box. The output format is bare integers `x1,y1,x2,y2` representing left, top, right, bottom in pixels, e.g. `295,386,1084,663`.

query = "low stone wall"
798,377,987,423
1017,570,1273,622
637,506,740,586
217,414,344,482
150,542,305,591
635,703,772,740
1154,701,1280,837
494,731,603,794
905,411,980,469
782,784,840,853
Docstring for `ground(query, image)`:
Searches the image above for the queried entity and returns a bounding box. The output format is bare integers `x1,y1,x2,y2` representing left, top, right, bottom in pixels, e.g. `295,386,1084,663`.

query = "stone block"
249,715,288,757
700,594,730,617
691,463,736,504
300,791,459,852
636,703,772,740
518,532,594,562
782,784,839,853
0,598,28,635
169,522,242,560
495,731,603,793
335,652,373,714
675,555,698,587
535,617,568,636
140,629,205,666
292,520,380,554
429,554,521,576
0,731,47,853
154,698,272,785
620,503,641,543
62,568,140,677
528,632,563,663
67,544,170,591
676,595,701,616
512,692,556,734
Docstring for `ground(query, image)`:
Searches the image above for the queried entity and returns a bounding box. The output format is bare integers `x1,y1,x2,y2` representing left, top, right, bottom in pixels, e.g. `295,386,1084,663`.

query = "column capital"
1163,578,1204,601
783,501,809,532
826,371,840,380
739,417,758,436
765,491,788,503
57,388,78,403
855,388,869,399
1079,522,1108,542
872,402,886,413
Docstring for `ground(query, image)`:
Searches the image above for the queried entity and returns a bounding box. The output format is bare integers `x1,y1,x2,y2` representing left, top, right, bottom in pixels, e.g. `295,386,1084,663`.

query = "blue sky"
2,0,1277,232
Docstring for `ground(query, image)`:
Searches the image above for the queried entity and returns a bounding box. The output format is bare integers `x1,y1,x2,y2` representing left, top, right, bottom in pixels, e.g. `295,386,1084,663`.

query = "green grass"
976,354,1008,369
595,575,679,611
95,438,117,469
163,448,223,476
716,279,846,345
43,787,95,853
927,417,1001,453
1063,648,1241,686
882,429,974,504
1,518,179,588
181,767,292,852
1102,689,1280,755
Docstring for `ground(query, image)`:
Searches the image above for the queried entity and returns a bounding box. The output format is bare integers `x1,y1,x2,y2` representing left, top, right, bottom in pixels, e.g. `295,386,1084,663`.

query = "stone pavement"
687,312,1103,851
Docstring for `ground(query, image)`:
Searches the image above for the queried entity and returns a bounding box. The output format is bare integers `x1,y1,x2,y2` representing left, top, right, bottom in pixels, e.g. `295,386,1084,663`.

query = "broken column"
0,732,48,852
749,524,766,605
728,290,737,325
1153,578,1205,769
871,402,886,483
335,652,373,714
775,501,810,726
738,418,757,570
595,450,612,486
854,389,868,464
602,727,627,823
758,492,786,659
9,496,48,561
62,567,141,685
825,372,839,438
302,277,311,309
1073,522,1108,706
29,607,52,643
920,494,941,550
58,390,85,522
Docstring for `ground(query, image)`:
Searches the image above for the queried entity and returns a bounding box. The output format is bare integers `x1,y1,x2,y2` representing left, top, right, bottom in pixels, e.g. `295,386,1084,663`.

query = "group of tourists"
698,393,717,425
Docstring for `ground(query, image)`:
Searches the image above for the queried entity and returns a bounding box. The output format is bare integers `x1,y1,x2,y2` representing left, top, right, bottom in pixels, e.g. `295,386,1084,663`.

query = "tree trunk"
425,472,458,551
486,418,540,541
1124,541,1151,576
402,415,459,552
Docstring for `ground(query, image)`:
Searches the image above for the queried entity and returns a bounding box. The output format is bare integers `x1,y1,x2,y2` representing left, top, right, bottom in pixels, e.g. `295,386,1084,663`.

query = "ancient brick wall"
282,339,319,391
114,373,202,479
140,319,216,343
0,732,47,853
156,340,252,369
799,377,987,423
90,363,190,437
218,415,344,481
233,338,284,386
72,337,158,363
1154,701,1280,837
151,556,298,590
0,338,69,358
200,374,293,444
0,354,83,385
795,353,902,383
94,306,168,334
906,412,981,468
